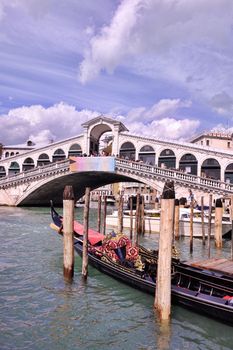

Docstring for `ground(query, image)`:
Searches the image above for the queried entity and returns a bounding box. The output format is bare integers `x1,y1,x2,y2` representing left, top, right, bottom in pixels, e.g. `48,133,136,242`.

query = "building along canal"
1,205,233,350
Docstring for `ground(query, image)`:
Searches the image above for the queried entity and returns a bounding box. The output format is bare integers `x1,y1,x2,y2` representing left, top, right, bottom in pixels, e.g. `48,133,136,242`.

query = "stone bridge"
0,157,232,206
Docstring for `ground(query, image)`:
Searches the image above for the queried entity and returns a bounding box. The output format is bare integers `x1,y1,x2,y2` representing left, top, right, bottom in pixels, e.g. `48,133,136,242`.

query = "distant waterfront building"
0,140,35,160
190,132,233,151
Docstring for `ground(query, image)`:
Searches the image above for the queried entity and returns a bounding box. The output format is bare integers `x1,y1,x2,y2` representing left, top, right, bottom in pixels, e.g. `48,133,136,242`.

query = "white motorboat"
105,207,231,237
102,195,116,206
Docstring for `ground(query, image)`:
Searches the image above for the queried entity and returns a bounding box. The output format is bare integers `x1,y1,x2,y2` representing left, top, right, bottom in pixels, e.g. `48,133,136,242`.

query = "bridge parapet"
0,157,233,196
115,158,233,194
0,159,70,188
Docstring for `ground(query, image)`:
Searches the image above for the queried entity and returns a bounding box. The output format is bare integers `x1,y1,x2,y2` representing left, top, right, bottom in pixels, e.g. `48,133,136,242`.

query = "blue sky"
0,0,233,145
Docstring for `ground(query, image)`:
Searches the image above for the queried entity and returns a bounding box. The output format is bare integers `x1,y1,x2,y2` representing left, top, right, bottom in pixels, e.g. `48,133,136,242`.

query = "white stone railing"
0,159,70,187
115,158,233,194
0,157,233,194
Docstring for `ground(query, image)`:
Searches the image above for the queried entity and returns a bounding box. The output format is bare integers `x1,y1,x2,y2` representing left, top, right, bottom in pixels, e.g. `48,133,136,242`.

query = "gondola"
50,204,233,325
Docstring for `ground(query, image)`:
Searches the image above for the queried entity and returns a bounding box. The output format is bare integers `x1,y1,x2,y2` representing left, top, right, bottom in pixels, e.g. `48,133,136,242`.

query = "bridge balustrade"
0,157,233,194
115,158,233,194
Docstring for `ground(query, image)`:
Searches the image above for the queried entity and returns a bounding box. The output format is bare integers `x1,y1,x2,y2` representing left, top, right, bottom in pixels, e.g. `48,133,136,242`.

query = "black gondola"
50,204,233,325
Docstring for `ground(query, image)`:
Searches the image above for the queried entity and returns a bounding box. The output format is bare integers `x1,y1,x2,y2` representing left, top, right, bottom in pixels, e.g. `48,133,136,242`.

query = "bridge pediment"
81,116,128,133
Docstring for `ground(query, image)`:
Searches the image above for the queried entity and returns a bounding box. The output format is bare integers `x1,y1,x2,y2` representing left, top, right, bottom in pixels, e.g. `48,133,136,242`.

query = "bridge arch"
37,153,50,167
22,157,35,171
119,141,136,160
52,148,66,162
179,153,197,175
138,145,155,165
201,158,220,180
9,161,20,176
89,123,113,156
68,143,82,157
0,166,6,178
158,149,176,169
225,163,233,183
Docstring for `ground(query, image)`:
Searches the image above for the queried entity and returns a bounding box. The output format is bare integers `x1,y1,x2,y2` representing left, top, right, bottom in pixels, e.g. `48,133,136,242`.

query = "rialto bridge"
0,116,233,206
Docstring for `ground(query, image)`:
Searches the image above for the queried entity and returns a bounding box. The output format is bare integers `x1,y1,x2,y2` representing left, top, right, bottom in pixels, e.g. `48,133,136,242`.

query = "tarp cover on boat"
73,221,104,245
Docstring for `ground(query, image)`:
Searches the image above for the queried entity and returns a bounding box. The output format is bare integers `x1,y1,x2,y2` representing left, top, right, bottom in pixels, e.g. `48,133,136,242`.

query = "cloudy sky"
1,0,233,146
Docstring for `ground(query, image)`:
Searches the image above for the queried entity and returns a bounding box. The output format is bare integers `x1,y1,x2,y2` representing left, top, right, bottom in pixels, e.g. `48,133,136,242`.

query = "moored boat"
50,204,233,324
105,207,232,237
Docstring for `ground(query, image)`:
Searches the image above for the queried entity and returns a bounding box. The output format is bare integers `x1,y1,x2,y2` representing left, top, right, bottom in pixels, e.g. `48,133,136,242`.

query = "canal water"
1,206,233,350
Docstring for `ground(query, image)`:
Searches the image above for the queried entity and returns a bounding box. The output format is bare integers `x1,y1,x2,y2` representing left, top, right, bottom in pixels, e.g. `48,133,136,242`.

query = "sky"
1,0,233,146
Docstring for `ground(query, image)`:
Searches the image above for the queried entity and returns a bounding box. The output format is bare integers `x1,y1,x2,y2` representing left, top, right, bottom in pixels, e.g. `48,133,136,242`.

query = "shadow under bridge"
20,170,140,206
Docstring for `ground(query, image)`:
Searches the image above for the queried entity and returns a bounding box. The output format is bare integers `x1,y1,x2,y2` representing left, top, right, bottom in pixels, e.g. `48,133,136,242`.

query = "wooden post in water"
230,196,233,260
207,194,213,258
129,196,133,240
135,193,140,236
155,180,175,321
174,199,180,240
97,195,101,232
214,198,223,248
103,195,107,235
189,200,194,254
82,187,91,279
141,196,145,235
201,196,205,245
132,194,140,247
63,185,75,281
118,195,123,233
155,197,159,210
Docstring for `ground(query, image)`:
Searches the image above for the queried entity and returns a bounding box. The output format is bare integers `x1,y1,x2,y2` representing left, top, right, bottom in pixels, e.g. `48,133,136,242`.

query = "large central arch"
89,123,113,156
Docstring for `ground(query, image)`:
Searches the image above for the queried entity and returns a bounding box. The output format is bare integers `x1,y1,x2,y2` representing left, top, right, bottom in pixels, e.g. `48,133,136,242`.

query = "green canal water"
1,206,233,350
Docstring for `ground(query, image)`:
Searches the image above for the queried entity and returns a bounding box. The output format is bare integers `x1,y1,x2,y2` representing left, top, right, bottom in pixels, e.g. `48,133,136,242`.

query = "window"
227,141,231,148
206,140,209,146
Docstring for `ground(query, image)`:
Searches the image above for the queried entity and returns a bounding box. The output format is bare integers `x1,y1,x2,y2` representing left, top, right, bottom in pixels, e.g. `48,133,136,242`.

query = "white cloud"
126,118,200,141
127,99,192,122
0,100,200,145
78,0,233,115
209,92,233,116
0,102,100,145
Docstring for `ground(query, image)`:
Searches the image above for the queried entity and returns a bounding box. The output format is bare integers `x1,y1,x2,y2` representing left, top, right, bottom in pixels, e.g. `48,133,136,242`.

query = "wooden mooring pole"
214,198,223,248
82,187,91,279
207,194,213,258
129,196,133,240
97,194,101,232
63,185,75,281
118,195,123,233
189,200,194,254
201,196,205,245
103,195,107,235
230,195,233,260
155,180,175,321
174,199,179,240
135,193,141,237
141,196,145,235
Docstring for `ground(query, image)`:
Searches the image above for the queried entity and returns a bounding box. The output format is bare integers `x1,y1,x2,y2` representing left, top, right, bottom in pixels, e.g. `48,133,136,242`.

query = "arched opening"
52,148,66,162
138,145,155,165
201,158,220,180
22,157,35,171
179,153,197,175
37,153,50,167
9,161,20,176
158,149,176,169
0,166,6,178
5,152,9,157
68,143,82,157
89,124,113,156
119,142,136,161
10,152,14,156
225,163,233,183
